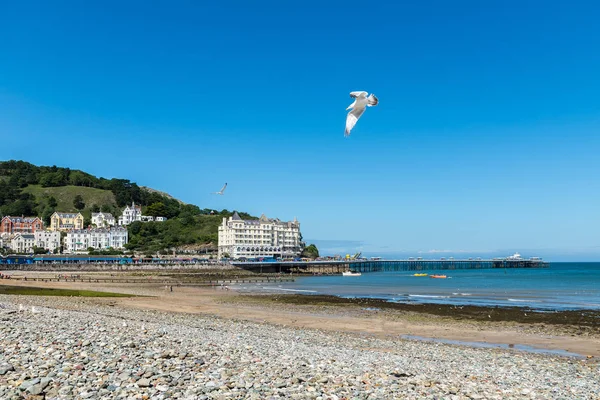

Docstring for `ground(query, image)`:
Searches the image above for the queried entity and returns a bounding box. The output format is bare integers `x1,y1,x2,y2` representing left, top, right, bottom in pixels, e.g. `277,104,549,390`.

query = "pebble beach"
1,293,599,400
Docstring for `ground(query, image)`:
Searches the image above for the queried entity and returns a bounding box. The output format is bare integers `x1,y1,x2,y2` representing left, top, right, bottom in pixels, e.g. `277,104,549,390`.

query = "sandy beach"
2,275,600,357
1,273,599,399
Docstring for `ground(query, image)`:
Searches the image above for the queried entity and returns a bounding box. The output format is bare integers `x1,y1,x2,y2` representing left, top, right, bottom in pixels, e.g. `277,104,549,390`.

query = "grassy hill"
0,160,257,255
22,185,118,214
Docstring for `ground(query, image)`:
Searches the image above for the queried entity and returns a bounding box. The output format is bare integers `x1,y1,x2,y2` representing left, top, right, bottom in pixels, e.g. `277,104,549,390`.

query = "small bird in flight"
212,183,227,195
345,91,378,137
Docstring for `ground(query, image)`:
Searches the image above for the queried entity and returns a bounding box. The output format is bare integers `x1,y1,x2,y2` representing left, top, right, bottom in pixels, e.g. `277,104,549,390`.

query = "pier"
231,258,549,274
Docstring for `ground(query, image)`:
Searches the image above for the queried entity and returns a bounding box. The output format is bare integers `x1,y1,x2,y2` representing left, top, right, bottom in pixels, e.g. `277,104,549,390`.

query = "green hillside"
126,215,224,253
0,160,257,254
22,185,118,213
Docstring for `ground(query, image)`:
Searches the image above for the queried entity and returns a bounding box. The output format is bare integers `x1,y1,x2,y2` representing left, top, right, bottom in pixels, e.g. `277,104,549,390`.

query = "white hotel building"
34,231,61,252
218,212,303,259
91,212,116,228
117,202,167,226
64,227,129,253
118,202,142,226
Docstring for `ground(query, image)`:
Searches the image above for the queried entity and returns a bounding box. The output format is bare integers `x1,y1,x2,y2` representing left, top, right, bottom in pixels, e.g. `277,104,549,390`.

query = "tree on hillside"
73,195,85,210
39,171,67,187
69,170,96,187
48,196,58,208
101,204,112,213
301,244,320,259
181,204,201,215
145,202,167,217
90,204,100,213
129,221,142,235
2,193,37,216
41,206,55,226
179,211,195,226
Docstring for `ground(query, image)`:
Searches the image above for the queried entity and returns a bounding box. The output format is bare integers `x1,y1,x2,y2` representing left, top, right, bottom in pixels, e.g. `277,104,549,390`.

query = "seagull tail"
367,94,378,106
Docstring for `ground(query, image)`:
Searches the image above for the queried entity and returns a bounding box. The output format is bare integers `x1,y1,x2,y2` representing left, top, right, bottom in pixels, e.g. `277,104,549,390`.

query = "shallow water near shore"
236,262,600,311
401,335,586,358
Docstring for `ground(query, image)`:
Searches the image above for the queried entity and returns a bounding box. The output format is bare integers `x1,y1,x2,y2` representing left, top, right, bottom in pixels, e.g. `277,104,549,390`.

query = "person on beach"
170,285,173,292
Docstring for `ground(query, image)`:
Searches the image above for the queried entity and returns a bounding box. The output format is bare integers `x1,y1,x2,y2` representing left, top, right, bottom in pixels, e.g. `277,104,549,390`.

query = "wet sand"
1,277,599,358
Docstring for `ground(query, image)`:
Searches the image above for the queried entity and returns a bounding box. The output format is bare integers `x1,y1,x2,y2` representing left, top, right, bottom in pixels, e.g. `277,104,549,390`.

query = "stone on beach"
0,294,598,399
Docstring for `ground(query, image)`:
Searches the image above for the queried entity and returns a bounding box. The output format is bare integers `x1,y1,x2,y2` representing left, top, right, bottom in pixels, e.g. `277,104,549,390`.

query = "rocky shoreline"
1,294,599,399
225,293,600,336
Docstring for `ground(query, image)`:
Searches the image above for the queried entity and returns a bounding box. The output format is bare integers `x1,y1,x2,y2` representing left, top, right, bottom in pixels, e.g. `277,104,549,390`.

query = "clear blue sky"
1,1,600,260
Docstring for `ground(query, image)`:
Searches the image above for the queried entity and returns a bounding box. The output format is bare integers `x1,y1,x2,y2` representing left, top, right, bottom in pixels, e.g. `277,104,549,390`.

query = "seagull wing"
211,183,227,194
345,107,366,137
349,91,368,99
367,94,378,106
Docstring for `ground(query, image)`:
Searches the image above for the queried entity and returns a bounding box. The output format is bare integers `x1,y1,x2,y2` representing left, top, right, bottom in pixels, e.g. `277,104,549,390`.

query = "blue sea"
235,262,600,311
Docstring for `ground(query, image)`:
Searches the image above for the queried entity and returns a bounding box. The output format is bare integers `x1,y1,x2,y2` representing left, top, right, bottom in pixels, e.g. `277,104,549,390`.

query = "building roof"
231,212,242,221
2,216,41,223
67,226,127,235
54,212,83,218
91,212,115,219
229,213,299,226
13,233,35,240
123,202,142,211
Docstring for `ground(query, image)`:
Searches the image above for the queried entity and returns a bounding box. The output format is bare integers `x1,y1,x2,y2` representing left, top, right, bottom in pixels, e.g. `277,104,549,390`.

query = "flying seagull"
212,183,227,195
345,91,378,137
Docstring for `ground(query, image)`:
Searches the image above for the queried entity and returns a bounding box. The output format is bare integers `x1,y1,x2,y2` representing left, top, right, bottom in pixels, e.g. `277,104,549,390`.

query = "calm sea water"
235,262,600,311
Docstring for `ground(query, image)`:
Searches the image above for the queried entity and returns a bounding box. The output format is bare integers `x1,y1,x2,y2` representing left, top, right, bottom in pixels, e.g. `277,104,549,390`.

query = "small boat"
342,271,362,277
430,274,447,279
413,273,428,277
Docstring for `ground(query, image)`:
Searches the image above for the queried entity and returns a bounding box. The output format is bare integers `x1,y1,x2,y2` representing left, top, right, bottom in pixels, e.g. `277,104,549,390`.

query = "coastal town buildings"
91,212,116,227
64,227,128,253
218,212,303,259
118,202,142,226
0,216,44,234
50,212,84,231
118,202,167,225
5,230,61,254
34,231,61,252
10,233,35,253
